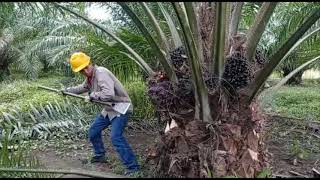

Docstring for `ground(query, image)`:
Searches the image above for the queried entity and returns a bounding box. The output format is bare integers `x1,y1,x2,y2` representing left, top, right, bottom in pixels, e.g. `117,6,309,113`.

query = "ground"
265,115,320,178
31,115,320,178
31,122,158,178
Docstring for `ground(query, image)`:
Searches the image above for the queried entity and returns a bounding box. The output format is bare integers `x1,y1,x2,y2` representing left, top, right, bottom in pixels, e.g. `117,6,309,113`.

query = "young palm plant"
53,2,320,178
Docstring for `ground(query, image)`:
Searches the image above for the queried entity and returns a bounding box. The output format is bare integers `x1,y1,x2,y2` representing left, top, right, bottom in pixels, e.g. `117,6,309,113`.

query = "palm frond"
53,2,155,76
245,2,277,62
173,2,212,122
213,2,227,79
0,100,93,141
118,2,177,81
158,2,183,48
86,33,144,82
140,2,170,54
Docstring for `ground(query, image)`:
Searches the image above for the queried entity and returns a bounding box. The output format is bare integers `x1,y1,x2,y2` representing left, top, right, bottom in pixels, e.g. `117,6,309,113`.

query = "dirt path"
33,129,157,178
266,115,320,178
35,150,88,178
33,115,320,178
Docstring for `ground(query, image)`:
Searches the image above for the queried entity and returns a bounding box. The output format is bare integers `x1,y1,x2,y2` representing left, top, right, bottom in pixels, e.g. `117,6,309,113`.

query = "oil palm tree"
263,2,320,85
9,2,149,81
0,3,17,81
52,2,320,178
0,2,91,80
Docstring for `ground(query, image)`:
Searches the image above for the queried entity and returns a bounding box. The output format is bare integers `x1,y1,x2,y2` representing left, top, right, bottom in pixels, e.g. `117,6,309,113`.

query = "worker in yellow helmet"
62,51,139,176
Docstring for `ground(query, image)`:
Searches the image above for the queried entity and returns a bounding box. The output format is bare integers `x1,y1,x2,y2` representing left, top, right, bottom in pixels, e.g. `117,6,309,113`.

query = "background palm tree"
0,2,90,80
262,2,320,84
0,3,17,81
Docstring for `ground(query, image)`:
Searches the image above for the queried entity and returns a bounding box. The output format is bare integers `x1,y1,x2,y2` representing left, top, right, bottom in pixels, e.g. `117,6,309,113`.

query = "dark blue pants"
88,113,139,171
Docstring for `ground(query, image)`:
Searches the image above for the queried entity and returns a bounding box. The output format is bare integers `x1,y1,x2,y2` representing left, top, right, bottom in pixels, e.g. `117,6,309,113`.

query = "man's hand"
84,96,93,103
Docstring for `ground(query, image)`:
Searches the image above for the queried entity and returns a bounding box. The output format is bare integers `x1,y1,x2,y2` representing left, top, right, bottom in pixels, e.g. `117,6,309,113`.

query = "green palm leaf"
53,2,154,76
173,2,212,122
118,2,177,82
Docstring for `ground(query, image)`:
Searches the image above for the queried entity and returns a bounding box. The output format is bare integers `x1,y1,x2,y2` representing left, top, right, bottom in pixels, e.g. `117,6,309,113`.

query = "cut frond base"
146,102,270,178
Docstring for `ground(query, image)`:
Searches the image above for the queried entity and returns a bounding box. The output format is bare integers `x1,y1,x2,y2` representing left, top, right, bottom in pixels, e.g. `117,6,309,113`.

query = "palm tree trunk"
147,91,268,178
198,2,214,65
227,2,244,55
0,52,11,81
282,67,303,85
229,2,244,38
97,2,320,179
244,2,277,62
289,71,303,85
0,67,10,81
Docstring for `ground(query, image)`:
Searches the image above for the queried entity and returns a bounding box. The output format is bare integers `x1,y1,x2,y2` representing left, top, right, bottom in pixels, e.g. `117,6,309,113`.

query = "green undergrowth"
124,81,155,121
0,131,53,178
0,73,155,145
259,84,320,121
0,76,66,113
0,74,155,121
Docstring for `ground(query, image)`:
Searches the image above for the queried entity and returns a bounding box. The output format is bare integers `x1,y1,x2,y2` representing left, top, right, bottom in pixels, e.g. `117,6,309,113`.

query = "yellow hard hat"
69,52,91,72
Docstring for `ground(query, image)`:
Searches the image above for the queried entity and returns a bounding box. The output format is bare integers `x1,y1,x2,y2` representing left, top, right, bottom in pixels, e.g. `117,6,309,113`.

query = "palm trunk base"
147,101,269,178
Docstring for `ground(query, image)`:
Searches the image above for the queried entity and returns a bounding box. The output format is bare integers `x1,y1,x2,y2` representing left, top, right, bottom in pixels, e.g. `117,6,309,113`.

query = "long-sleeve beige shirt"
65,65,133,120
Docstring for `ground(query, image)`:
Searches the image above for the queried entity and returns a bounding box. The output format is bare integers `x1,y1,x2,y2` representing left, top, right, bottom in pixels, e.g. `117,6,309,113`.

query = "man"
62,51,139,175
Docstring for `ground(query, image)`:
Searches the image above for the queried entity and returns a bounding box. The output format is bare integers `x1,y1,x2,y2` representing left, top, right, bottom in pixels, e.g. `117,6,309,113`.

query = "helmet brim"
72,60,90,72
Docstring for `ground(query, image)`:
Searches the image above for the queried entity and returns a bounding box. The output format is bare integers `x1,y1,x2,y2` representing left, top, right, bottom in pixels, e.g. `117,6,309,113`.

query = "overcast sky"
86,3,112,21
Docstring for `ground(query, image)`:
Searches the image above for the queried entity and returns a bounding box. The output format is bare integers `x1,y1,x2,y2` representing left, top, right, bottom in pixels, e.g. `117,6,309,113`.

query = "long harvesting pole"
38,86,129,104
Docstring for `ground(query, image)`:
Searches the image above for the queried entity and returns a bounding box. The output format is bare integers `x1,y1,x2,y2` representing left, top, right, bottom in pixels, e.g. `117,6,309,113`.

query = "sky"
86,3,112,21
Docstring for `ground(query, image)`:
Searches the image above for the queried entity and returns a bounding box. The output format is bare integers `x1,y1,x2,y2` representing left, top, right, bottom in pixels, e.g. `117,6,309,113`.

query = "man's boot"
90,156,108,163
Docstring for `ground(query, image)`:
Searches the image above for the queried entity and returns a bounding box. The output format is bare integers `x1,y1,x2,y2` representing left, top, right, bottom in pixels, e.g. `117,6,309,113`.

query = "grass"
259,83,320,121
124,81,155,121
0,73,156,141
0,76,67,113
289,139,310,159
0,72,156,177
0,73,155,121
0,130,53,178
